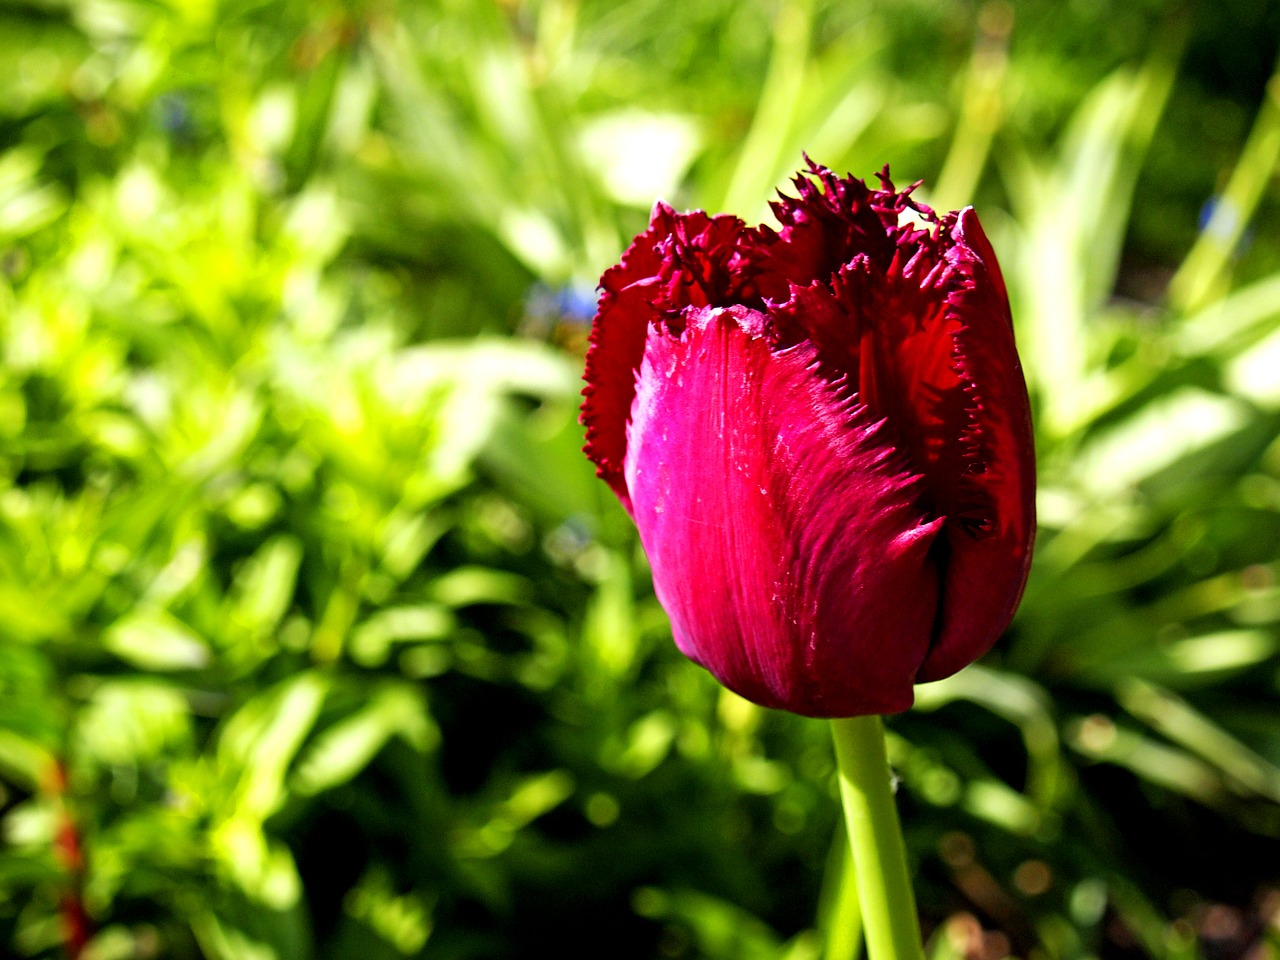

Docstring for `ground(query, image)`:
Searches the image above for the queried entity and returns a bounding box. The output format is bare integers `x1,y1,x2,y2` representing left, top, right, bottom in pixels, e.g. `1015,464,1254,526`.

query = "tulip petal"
582,204,752,509
749,160,906,299
917,209,1035,681
769,249,970,522
764,195,1035,683
624,305,943,717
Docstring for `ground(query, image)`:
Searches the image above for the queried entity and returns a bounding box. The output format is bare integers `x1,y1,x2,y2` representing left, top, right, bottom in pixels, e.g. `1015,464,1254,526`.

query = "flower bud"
582,161,1035,717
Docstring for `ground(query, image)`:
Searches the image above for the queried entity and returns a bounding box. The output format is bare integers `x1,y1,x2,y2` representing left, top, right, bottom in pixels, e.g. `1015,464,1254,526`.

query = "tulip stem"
829,715,925,960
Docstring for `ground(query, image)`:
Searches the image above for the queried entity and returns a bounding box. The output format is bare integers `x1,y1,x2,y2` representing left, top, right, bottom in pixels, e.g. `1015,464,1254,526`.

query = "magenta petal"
917,208,1035,682
583,204,752,510
624,306,943,717
581,204,678,510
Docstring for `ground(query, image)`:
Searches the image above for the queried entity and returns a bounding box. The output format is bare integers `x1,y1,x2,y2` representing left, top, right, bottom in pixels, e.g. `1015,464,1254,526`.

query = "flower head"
582,160,1035,717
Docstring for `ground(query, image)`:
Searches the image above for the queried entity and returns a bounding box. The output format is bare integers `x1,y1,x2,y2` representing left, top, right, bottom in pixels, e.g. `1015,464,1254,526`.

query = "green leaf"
102,609,211,671
216,672,328,823
291,683,437,796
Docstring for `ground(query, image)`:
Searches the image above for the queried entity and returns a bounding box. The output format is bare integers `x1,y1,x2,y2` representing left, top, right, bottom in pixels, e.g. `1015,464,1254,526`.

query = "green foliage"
1,0,1279,957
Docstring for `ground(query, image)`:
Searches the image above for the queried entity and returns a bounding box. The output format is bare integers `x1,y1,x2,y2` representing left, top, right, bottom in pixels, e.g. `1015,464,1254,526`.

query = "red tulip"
581,161,1035,717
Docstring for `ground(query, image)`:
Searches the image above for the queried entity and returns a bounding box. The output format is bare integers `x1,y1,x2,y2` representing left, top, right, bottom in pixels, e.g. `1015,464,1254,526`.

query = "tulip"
581,160,1034,719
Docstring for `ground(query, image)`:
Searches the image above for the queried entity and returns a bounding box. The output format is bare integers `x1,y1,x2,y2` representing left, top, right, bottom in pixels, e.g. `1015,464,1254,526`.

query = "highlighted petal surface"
624,306,942,717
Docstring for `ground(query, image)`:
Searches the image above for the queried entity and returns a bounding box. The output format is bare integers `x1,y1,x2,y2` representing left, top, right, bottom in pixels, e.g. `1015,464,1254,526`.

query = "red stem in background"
45,761,90,959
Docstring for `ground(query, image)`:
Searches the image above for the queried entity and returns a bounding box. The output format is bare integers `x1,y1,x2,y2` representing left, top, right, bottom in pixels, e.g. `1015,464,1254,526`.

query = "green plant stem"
819,836,862,960
931,7,1010,211
830,715,925,960
718,0,813,219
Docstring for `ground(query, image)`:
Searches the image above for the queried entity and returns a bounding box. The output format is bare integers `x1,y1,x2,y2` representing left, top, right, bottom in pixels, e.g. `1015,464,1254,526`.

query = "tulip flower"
581,160,1034,718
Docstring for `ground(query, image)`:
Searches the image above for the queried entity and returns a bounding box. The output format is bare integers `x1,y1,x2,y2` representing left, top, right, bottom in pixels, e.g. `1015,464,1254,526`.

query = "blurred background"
2,0,1280,957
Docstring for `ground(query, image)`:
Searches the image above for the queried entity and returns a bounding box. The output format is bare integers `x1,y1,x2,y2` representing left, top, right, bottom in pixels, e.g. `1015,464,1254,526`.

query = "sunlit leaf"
102,610,211,671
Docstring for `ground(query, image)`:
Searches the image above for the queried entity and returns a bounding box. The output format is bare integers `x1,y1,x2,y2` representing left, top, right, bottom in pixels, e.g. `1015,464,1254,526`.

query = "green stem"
930,6,1010,211
717,0,813,219
819,833,862,960
830,715,925,960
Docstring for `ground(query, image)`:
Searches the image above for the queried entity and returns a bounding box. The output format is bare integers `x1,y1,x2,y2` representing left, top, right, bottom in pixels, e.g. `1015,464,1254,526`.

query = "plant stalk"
830,715,925,960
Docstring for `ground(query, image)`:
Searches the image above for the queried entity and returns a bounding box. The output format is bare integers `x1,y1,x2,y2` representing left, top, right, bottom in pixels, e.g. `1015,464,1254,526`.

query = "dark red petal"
764,198,1034,682
853,233,971,520
624,305,943,717
768,247,967,517
954,200,1010,312
582,204,751,508
768,274,857,359
747,160,930,301
917,208,1035,681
